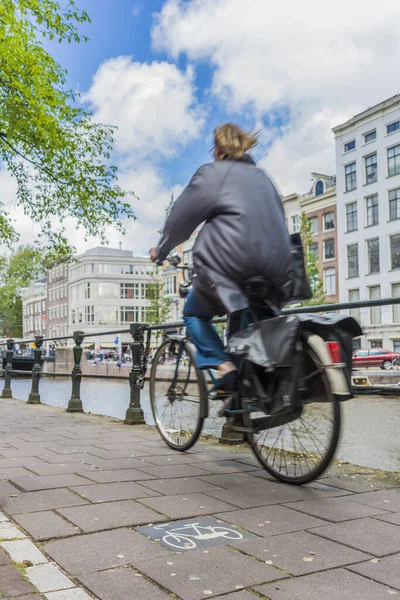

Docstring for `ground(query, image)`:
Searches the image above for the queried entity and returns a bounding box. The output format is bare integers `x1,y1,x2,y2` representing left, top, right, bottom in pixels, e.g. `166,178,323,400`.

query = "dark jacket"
156,155,292,314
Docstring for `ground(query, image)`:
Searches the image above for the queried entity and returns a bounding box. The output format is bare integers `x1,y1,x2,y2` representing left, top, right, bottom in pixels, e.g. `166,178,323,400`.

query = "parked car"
352,348,400,370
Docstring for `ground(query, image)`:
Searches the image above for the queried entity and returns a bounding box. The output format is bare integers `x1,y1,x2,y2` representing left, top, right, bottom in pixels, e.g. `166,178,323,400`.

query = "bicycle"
152,522,243,550
149,255,349,485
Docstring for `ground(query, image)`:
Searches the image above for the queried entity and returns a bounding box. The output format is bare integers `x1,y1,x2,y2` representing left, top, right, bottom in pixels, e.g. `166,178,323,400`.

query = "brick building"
21,279,47,340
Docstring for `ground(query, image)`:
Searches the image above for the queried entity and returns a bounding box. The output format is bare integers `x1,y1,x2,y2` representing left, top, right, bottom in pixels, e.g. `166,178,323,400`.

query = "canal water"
9,378,400,473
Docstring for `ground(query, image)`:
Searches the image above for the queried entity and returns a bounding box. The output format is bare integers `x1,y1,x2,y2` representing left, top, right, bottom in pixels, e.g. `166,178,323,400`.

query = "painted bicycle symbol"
155,521,243,550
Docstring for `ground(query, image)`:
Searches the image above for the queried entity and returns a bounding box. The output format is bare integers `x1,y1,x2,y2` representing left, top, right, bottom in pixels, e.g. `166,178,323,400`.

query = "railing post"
125,323,146,425
1,339,14,398
67,330,84,413
28,335,44,404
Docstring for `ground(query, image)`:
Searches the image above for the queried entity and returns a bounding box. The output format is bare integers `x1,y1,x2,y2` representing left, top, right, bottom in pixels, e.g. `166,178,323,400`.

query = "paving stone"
45,589,92,600
79,567,172,599
0,547,11,566
1,489,89,515
0,511,8,522
186,461,258,475
229,530,369,575
81,457,155,471
0,522,26,540
257,568,398,599
0,480,21,499
312,517,400,556
215,505,326,536
81,468,156,483
284,496,390,522
348,553,400,590
211,593,258,600
321,475,391,493
58,499,166,532
14,511,80,540
26,563,74,592
9,474,95,491
138,545,285,600
198,473,317,508
376,512,400,526
139,493,237,519
26,462,102,477
249,471,352,497
139,477,222,495
347,489,400,511
133,464,211,479
71,481,160,503
189,451,252,462
141,454,205,466
0,467,35,480
0,564,38,597
1,539,48,565
84,447,151,459
45,528,170,575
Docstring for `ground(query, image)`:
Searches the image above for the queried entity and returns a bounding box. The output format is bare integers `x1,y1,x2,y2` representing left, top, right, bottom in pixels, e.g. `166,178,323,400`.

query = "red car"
352,348,400,370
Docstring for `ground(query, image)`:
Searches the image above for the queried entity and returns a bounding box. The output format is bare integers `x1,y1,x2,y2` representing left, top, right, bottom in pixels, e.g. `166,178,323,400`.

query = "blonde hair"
213,123,258,160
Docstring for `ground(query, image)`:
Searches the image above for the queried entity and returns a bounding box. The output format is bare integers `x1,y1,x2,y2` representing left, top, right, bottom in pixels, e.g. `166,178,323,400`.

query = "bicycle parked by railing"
150,255,358,485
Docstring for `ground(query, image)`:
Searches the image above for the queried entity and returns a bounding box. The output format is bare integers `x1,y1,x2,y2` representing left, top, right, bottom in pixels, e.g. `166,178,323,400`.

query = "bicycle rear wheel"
245,344,341,485
150,339,207,451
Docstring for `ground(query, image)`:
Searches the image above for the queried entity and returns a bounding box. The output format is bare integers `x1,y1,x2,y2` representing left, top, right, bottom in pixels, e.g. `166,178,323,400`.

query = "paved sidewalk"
0,398,399,600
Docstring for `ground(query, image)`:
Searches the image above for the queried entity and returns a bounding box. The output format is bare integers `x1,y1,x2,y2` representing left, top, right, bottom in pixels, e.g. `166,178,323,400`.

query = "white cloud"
83,56,204,158
153,0,400,192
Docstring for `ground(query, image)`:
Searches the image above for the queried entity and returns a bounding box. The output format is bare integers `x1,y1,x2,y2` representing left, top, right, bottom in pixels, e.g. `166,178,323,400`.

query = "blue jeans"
183,289,231,370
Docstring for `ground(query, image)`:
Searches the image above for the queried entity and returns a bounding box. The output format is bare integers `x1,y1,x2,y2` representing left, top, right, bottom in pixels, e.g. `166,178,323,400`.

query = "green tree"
0,0,135,257
145,267,172,343
0,245,46,336
299,212,326,307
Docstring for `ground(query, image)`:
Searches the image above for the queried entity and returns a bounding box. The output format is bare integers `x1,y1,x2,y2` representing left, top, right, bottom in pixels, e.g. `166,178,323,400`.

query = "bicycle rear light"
326,341,342,364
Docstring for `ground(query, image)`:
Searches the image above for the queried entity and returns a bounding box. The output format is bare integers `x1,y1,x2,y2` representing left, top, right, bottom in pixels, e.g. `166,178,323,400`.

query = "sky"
2,0,400,256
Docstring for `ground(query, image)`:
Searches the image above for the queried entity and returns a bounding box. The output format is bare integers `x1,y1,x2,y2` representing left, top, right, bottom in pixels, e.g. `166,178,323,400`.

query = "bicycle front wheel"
149,339,207,451
245,344,341,485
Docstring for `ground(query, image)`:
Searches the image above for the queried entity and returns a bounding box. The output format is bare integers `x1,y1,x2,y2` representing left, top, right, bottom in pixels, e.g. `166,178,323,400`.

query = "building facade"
21,279,47,340
68,247,155,349
47,262,69,343
334,95,400,350
283,174,338,303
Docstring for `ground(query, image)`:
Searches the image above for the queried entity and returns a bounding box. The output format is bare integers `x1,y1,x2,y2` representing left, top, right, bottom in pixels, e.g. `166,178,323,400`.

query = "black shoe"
210,371,237,396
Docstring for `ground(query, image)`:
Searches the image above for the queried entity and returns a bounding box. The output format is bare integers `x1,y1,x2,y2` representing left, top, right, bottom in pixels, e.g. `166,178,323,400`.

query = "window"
365,153,377,184
389,188,400,221
124,264,134,275
323,212,334,231
98,282,118,298
392,283,400,323
366,194,379,226
85,305,94,323
120,283,139,299
98,308,118,325
291,215,299,233
367,238,380,273
346,202,357,232
315,181,324,196
387,121,400,135
345,162,357,192
85,282,91,299
120,306,140,323
390,234,400,270
308,217,318,233
324,268,336,295
344,140,355,153
310,242,318,258
388,144,400,177
349,289,360,321
78,310,83,324
393,340,400,353
347,244,359,278
369,285,381,325
370,341,383,349
364,130,376,144
71,309,76,324
324,238,335,260
141,283,147,299
165,276,177,295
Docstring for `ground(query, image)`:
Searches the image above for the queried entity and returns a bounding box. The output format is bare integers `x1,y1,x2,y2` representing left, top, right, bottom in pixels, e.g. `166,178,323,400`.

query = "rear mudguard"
306,334,351,399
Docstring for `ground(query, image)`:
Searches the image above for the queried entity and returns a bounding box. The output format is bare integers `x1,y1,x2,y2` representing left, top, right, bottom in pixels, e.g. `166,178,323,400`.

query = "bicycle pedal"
209,390,231,400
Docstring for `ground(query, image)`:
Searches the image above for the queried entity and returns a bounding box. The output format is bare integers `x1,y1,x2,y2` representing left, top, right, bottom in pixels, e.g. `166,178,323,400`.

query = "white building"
68,247,155,350
334,94,400,351
21,279,47,340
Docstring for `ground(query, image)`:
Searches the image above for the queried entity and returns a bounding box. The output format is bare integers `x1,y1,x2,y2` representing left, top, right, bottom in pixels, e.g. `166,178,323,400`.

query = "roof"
333,94,400,133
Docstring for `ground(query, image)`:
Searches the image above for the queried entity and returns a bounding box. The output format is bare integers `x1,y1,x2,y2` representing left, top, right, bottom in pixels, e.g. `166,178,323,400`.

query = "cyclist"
150,123,292,395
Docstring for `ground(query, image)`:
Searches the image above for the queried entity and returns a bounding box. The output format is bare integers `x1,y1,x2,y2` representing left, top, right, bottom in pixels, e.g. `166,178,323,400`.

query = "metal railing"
2,295,400,434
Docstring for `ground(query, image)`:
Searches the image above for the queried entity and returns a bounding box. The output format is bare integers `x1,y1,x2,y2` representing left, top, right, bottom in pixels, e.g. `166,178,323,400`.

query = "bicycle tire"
150,339,207,451
244,343,341,485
